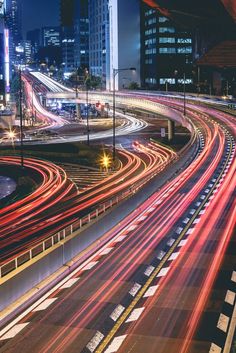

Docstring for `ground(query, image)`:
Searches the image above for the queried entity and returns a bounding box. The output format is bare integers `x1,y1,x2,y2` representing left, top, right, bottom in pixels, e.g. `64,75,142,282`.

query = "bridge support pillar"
168,120,175,141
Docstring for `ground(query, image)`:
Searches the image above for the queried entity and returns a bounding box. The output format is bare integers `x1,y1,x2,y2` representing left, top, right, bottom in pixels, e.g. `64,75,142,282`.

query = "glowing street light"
101,152,111,172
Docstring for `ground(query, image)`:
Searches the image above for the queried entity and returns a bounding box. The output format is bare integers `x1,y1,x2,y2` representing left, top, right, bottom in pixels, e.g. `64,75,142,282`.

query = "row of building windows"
145,48,157,54
145,78,193,85
145,38,156,45
144,9,155,17
159,37,192,43
159,78,193,84
145,28,157,36
159,47,192,54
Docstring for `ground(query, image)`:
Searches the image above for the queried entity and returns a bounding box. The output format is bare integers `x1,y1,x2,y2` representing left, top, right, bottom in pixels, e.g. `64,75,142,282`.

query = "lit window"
177,38,192,43
159,27,175,33
160,78,175,84
178,78,193,84
177,47,192,53
159,17,168,23
159,37,175,43
159,47,176,54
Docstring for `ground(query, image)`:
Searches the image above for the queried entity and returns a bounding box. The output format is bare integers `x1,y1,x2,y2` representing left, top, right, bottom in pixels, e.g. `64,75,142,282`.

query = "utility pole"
19,69,24,168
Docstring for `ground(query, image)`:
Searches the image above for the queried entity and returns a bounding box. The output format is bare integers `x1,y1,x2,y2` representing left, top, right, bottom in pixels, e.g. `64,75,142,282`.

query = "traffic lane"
0,155,226,353
116,168,235,353
0,187,191,351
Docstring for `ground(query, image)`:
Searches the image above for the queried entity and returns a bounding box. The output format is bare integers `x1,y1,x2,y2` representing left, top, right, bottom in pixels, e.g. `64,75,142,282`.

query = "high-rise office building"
108,0,140,90
74,0,89,70
26,28,41,58
88,0,140,90
0,0,5,105
140,2,194,90
60,0,89,74
42,27,61,47
88,0,109,87
5,0,22,65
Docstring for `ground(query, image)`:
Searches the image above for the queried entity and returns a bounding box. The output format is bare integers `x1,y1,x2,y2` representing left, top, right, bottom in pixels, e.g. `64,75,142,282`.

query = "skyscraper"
5,0,22,65
140,2,194,90
88,0,109,87
60,0,89,74
42,27,61,47
0,0,5,105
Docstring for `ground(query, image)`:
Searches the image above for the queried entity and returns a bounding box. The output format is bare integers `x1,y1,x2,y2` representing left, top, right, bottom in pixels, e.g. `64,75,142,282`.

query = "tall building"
0,0,5,106
88,0,140,90
88,0,109,87
140,2,194,90
5,0,22,65
108,0,140,90
42,27,61,47
60,0,89,74
74,0,89,70
26,28,41,58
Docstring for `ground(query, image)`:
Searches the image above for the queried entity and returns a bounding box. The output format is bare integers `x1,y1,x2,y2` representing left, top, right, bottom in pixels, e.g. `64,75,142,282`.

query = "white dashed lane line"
32,298,58,312
104,335,127,353
125,307,145,323
0,323,30,341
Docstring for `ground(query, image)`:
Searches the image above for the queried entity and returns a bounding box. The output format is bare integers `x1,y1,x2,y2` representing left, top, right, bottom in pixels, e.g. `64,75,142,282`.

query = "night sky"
22,0,59,35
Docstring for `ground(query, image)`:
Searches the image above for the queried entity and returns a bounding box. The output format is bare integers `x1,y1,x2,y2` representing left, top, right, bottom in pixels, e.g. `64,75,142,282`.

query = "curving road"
0,93,234,353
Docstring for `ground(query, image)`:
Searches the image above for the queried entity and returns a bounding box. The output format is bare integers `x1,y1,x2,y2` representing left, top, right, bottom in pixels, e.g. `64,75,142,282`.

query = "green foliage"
128,81,139,90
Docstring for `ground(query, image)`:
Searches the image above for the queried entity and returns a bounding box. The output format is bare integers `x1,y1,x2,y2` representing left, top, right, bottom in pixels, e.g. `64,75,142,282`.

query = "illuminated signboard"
4,28,10,94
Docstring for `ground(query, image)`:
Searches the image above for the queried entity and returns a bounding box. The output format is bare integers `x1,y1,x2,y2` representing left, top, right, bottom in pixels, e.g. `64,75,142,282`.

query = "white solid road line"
0,323,30,340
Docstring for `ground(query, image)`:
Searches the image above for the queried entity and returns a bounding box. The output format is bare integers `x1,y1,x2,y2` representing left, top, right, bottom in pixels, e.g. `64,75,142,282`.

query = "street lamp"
112,67,136,163
19,68,24,168
84,68,90,146
183,72,186,116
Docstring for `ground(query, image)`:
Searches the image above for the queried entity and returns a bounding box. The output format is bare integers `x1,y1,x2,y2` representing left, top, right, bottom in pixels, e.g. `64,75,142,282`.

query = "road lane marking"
167,238,175,246
100,247,114,256
60,278,80,289
0,323,30,340
225,290,235,306
32,298,58,311
83,261,99,271
157,267,169,277
125,307,145,323
178,239,188,247
87,331,105,352
104,335,127,353
186,228,194,235
169,252,179,261
209,343,222,353
114,235,126,243
143,285,159,298
110,305,125,322
144,265,155,277
231,271,236,283
129,283,141,297
217,313,229,333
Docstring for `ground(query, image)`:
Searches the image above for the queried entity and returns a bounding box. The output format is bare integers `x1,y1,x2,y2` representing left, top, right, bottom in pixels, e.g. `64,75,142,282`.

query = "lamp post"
84,68,90,145
112,67,136,163
183,72,186,116
19,68,24,168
